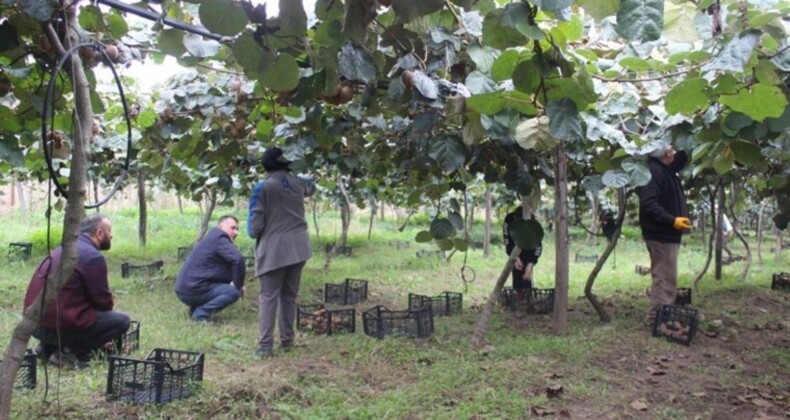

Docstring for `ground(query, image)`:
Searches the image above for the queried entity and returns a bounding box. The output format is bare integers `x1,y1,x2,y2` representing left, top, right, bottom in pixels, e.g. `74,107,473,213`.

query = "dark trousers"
176,283,241,321
258,262,305,350
34,310,131,355
511,258,533,290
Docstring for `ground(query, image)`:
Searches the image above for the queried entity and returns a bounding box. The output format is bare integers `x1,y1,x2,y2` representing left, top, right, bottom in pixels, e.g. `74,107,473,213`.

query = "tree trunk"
584,189,626,322
196,189,217,241
15,181,27,219
137,170,147,247
776,226,783,263
483,188,492,257
0,19,91,418
177,194,184,215
693,189,718,290
553,144,569,333
465,196,475,242
728,181,751,282
93,177,100,212
380,202,385,221
585,194,599,246
757,198,767,264
312,200,321,243
9,179,15,207
715,184,724,280
470,247,521,348
699,208,706,244
337,179,351,247
367,202,376,240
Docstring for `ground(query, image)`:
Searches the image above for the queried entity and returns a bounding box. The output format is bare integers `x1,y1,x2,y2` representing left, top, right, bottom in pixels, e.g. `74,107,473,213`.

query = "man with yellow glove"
637,143,691,325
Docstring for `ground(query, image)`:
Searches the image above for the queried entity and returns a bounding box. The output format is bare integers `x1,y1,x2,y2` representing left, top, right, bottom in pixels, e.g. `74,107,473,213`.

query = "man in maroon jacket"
24,213,130,367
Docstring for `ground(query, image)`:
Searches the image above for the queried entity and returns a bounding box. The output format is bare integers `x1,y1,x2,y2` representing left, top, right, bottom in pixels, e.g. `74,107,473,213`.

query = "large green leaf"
504,168,534,196
338,43,378,84
232,33,270,74
665,78,709,116
22,0,54,21
713,145,735,174
729,140,765,166
510,219,543,250
78,5,107,33
428,135,466,173
0,21,19,52
158,29,187,57
448,211,464,231
199,0,248,37
278,0,307,38
183,33,221,58
622,159,651,187
577,0,620,20
467,91,537,115
391,0,445,23
663,1,698,43
528,0,573,12
260,54,300,92
602,170,629,188
416,230,433,243
491,50,524,82
515,116,557,151
412,71,438,100
430,218,456,240
546,98,581,141
106,12,129,38
703,31,760,73
719,83,786,122
482,7,526,50
616,0,663,42
512,60,541,94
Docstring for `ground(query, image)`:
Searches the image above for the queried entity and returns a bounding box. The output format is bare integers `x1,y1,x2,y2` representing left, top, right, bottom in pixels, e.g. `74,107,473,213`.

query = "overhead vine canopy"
0,0,789,238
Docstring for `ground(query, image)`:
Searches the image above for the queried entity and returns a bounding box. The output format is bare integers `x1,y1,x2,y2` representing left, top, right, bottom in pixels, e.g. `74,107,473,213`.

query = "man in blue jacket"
175,215,246,322
637,143,692,325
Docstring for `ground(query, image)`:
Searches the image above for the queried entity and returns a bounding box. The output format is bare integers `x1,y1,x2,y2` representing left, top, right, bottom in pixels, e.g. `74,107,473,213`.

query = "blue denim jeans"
176,283,240,321
33,310,131,356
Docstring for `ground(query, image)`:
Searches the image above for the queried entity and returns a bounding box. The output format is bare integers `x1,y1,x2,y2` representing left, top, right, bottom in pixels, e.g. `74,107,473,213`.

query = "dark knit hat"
261,147,290,171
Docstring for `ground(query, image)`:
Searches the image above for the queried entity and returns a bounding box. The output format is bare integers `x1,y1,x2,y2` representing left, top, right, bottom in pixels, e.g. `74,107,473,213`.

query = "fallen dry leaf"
647,366,667,376
530,406,555,416
691,392,707,398
751,398,773,409
630,400,649,411
546,384,564,399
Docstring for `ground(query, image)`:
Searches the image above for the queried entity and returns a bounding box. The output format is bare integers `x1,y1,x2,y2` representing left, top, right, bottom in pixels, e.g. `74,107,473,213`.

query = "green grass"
0,204,787,418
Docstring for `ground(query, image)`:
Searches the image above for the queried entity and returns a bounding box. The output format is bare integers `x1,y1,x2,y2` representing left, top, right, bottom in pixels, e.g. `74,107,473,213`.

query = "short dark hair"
218,215,238,225
80,213,109,234
261,147,290,171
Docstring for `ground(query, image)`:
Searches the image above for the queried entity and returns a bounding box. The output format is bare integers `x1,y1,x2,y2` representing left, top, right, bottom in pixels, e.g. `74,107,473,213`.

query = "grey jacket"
248,170,315,276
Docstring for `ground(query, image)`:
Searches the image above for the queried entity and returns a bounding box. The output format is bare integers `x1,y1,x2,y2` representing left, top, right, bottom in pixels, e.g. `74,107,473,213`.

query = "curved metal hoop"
41,40,132,209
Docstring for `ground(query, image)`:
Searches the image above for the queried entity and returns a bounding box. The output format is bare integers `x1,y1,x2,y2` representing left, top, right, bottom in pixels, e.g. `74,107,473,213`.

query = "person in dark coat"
248,147,315,358
503,206,543,305
24,213,130,368
637,143,692,324
175,215,246,322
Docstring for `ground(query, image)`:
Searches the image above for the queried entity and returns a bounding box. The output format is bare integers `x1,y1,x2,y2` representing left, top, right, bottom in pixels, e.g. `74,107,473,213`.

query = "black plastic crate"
407,292,463,316
500,287,554,314
388,240,410,249
415,249,446,259
652,305,698,346
771,272,790,291
101,320,141,355
362,305,434,339
296,304,356,335
121,260,164,279
325,243,353,256
8,242,32,261
574,253,598,263
1,349,36,390
106,348,204,404
324,278,368,305
674,288,692,306
176,247,192,262
635,265,651,276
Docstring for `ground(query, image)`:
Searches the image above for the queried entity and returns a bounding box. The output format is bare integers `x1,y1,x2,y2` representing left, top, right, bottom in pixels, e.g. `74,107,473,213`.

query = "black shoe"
255,347,273,359
33,344,54,363
280,341,293,352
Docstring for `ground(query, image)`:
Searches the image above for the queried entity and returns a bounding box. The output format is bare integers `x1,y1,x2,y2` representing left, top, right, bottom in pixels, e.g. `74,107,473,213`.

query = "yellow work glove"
673,217,692,230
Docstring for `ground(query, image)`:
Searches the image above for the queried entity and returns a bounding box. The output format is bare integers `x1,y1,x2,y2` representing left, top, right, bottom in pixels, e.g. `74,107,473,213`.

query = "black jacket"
175,227,245,295
637,151,689,243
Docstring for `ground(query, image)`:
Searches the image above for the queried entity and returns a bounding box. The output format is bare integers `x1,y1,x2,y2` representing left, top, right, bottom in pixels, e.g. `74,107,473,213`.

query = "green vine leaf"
616,0,663,42
665,78,709,116
199,0,248,37
719,83,786,122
